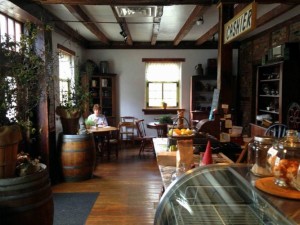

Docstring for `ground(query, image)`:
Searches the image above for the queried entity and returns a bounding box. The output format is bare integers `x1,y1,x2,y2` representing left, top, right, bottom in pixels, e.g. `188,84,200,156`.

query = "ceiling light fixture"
119,24,128,42
115,6,158,17
196,16,204,26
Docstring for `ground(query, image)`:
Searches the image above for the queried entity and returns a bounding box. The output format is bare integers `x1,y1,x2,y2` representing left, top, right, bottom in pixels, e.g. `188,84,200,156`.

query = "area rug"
53,192,99,225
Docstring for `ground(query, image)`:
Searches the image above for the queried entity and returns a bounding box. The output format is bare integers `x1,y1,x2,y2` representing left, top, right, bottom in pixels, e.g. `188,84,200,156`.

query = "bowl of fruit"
168,128,195,139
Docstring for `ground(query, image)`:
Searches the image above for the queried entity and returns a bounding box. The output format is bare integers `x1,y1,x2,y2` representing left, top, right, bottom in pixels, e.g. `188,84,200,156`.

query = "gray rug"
53,192,99,225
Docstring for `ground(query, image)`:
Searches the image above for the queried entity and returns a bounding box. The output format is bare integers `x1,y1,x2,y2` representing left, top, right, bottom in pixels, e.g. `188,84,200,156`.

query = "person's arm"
103,116,108,126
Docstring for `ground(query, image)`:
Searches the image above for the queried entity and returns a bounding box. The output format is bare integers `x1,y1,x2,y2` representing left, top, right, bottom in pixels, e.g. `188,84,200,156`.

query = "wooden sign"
224,2,257,44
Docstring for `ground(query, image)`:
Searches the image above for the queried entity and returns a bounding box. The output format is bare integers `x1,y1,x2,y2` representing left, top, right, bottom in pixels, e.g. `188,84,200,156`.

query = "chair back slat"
264,124,288,138
135,119,146,138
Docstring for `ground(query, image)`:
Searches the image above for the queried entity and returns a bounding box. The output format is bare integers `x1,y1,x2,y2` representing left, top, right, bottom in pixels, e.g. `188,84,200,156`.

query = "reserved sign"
224,2,257,44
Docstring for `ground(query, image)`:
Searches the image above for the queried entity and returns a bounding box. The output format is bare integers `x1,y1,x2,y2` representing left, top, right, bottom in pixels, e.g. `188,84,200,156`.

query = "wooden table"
88,126,118,160
153,138,234,196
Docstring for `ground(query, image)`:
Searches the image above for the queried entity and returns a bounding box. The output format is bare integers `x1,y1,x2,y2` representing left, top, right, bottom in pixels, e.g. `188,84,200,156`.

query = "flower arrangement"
16,152,41,177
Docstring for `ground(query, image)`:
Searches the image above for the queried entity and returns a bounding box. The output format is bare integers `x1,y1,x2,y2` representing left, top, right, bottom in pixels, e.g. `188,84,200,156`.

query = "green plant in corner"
0,22,53,140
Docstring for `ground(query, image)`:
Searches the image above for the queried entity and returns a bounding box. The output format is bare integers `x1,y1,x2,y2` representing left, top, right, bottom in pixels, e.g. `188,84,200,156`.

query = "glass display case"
155,164,299,225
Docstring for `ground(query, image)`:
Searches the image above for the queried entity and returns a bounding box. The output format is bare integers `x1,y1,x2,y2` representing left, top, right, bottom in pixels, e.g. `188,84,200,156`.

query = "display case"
190,75,216,111
86,74,117,126
155,164,300,225
255,61,299,126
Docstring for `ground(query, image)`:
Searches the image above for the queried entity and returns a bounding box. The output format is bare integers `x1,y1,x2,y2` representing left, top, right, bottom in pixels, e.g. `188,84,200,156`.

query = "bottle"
268,130,300,188
250,136,274,177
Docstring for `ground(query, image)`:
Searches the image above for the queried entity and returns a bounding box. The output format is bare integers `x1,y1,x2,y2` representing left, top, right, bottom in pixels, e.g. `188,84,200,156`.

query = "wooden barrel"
0,164,54,225
0,142,18,178
0,125,22,178
60,133,96,182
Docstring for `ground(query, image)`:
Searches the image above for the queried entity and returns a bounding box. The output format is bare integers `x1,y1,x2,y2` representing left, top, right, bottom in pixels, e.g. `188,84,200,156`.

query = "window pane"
148,83,162,107
58,50,75,105
15,22,21,42
163,83,177,107
0,14,7,42
7,18,14,39
146,62,181,82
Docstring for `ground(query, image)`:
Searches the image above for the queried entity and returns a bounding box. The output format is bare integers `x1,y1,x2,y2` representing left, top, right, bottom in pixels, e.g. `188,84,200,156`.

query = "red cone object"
202,140,213,165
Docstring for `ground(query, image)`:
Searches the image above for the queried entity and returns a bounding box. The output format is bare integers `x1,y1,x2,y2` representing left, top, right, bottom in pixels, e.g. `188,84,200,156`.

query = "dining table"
87,126,118,160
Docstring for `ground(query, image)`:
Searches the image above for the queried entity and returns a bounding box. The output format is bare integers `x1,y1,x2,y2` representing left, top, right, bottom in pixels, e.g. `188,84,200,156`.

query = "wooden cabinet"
255,60,300,127
84,74,117,126
190,75,216,122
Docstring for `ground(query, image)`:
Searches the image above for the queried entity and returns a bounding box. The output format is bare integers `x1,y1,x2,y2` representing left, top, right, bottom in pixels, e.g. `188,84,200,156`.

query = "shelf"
259,109,279,114
259,95,279,97
260,79,280,82
255,59,300,126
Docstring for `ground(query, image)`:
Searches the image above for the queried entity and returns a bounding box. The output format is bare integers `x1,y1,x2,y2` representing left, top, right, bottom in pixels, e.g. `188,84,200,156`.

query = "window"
145,60,182,108
0,13,22,121
0,13,22,45
58,45,75,106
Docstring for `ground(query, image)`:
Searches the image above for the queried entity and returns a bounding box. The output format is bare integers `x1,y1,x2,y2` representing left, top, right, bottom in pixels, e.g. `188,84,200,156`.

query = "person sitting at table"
88,104,108,127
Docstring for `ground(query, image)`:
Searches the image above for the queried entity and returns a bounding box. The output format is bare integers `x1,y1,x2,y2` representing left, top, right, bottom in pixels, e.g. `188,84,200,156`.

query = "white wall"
85,49,221,136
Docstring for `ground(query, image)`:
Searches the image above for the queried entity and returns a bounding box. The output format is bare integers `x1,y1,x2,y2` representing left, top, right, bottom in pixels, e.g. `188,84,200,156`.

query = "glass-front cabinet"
83,73,117,126
155,164,300,225
255,61,299,126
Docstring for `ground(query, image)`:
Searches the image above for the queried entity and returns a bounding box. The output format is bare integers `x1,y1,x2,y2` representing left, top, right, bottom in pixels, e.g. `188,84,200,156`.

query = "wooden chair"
135,119,155,156
155,123,168,137
103,129,120,159
119,116,136,147
264,123,288,138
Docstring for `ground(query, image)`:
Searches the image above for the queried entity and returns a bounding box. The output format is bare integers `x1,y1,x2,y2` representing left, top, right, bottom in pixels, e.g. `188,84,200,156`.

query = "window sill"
142,108,185,115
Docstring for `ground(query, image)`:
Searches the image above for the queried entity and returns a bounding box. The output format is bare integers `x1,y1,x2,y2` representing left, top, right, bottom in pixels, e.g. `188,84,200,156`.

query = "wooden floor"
51,144,162,225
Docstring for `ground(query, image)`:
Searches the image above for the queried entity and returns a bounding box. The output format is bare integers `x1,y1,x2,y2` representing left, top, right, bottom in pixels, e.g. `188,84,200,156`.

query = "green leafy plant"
158,115,173,124
55,67,90,119
84,118,95,127
0,22,54,130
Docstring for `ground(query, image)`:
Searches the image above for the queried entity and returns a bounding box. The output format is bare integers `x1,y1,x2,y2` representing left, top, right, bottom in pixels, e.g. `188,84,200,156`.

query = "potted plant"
158,115,173,125
161,101,167,109
0,22,52,176
84,118,96,129
55,67,91,134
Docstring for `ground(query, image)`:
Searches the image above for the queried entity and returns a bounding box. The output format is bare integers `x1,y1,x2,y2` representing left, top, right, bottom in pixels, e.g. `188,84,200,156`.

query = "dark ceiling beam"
111,6,133,45
151,6,163,45
195,23,218,45
256,4,297,27
87,41,219,49
32,0,300,5
173,5,209,46
32,0,217,5
218,0,299,4
64,4,110,45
